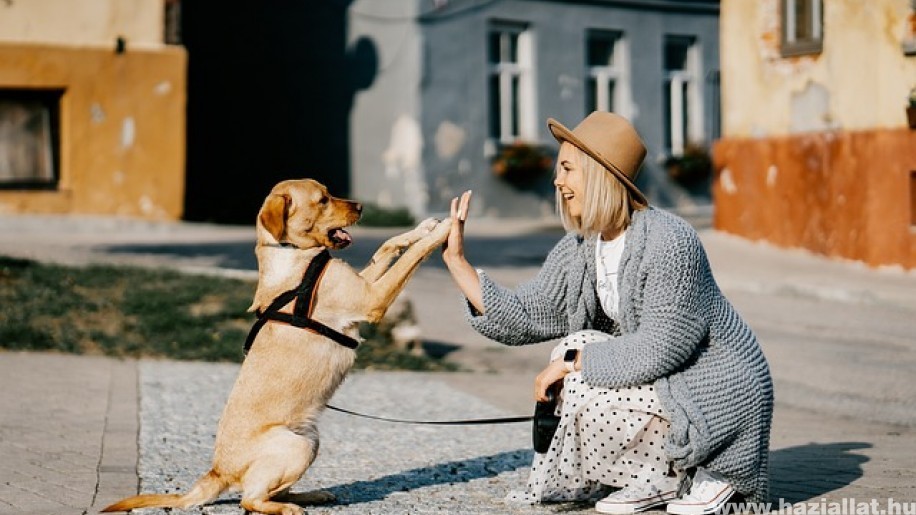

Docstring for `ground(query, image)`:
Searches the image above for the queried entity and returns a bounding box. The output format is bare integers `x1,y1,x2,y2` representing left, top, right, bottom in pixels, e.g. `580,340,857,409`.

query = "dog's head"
256,179,362,249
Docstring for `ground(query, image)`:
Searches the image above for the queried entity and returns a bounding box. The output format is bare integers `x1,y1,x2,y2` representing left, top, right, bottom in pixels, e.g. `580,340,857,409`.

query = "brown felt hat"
547,111,648,205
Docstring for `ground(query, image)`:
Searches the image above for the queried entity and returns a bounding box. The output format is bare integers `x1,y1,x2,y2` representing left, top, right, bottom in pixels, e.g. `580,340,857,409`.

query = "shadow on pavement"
324,449,533,505
769,442,870,503
101,231,564,272
103,241,258,270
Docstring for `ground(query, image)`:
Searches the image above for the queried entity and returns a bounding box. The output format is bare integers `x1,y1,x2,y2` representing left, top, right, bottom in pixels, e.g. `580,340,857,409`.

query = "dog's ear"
259,193,289,242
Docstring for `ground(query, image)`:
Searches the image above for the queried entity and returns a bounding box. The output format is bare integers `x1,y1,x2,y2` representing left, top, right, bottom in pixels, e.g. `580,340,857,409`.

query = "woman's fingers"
458,190,472,222
534,360,567,401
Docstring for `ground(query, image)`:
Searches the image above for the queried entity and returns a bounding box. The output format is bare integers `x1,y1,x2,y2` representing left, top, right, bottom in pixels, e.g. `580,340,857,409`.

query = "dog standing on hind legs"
102,179,453,515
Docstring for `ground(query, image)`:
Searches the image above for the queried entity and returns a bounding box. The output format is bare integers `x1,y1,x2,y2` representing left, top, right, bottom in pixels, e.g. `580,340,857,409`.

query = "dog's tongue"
332,228,352,247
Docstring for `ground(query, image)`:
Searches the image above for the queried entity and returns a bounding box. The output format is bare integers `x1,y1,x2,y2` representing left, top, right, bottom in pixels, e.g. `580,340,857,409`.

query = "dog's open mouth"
329,228,353,248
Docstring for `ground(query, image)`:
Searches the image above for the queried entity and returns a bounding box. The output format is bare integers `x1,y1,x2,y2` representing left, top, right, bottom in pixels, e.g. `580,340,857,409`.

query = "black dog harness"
243,248,360,353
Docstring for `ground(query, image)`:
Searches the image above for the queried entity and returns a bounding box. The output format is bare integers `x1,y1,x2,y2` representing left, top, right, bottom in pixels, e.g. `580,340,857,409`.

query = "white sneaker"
666,468,735,515
595,482,683,514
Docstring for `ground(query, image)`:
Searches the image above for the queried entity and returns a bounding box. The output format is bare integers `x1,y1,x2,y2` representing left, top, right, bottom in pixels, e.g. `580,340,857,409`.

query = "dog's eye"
318,196,329,205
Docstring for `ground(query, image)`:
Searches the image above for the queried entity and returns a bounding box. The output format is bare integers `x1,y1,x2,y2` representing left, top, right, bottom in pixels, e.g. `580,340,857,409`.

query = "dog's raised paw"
416,217,440,233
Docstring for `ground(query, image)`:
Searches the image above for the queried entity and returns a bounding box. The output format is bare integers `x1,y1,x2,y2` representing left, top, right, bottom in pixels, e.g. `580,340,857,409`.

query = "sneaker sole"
596,493,680,514
666,487,735,515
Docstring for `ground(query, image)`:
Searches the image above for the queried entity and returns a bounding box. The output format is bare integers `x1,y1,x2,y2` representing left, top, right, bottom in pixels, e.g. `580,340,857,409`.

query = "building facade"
715,0,916,268
348,0,721,219
0,0,186,220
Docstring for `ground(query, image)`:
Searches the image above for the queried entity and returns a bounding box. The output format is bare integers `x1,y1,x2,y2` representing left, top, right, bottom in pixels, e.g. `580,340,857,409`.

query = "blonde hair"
555,143,647,238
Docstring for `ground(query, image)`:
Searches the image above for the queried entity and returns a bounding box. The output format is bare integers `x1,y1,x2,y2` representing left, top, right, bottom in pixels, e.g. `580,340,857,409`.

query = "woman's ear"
258,193,289,242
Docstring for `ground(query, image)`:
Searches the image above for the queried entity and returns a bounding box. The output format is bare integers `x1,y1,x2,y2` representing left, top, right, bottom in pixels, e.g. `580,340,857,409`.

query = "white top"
595,229,627,318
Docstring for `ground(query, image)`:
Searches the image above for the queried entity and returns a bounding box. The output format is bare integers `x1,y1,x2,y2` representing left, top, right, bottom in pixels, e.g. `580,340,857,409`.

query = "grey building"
348,0,720,220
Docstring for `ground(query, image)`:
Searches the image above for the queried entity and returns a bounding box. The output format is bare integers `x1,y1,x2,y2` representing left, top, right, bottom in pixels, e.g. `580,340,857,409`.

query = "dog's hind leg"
240,427,319,515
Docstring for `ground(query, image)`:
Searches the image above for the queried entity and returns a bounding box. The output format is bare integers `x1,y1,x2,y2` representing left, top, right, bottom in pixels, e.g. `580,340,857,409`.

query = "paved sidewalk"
1,212,915,514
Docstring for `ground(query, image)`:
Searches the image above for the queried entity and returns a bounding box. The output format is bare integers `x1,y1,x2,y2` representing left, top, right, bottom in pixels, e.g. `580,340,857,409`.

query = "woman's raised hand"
442,190,472,266
441,190,484,314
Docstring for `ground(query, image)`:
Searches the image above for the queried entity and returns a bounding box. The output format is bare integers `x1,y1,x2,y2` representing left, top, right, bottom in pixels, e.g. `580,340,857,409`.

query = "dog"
102,178,452,515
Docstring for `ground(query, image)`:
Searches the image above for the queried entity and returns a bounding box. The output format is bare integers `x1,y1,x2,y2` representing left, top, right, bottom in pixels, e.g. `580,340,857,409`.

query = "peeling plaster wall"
721,0,916,137
348,0,426,216
715,0,916,268
714,130,916,268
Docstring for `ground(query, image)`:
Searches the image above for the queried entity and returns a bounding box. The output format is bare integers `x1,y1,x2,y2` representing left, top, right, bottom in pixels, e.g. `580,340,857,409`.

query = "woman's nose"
553,169,564,188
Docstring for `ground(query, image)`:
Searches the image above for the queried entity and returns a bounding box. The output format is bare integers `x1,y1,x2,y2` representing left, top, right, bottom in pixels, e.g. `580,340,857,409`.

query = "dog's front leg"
363,218,452,322
359,218,440,283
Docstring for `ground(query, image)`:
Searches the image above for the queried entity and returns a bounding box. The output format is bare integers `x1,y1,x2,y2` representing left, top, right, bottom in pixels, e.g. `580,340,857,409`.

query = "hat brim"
547,118,648,206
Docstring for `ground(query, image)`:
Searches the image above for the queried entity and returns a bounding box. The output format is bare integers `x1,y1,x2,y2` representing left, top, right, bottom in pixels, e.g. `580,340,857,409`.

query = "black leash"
326,404,532,425
244,249,360,353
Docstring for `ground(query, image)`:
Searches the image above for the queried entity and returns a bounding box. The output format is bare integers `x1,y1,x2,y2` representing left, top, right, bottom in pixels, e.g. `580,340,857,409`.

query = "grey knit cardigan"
466,208,773,503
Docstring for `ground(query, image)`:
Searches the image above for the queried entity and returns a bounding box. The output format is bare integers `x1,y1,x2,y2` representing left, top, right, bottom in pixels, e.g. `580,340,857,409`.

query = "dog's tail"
100,469,228,512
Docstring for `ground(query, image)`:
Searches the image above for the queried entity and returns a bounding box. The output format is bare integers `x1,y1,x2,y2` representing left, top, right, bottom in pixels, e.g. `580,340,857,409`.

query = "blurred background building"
347,0,720,220
0,0,720,223
1,0,914,268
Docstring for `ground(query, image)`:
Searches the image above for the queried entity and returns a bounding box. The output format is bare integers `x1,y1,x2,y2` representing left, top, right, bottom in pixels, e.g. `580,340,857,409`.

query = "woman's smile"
555,143,585,217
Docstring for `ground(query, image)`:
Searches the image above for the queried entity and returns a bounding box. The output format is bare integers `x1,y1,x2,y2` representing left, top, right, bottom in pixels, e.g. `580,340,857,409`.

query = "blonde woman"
442,112,772,514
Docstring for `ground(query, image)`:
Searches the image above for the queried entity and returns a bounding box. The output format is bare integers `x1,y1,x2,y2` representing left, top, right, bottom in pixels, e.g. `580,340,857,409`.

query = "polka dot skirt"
507,330,681,504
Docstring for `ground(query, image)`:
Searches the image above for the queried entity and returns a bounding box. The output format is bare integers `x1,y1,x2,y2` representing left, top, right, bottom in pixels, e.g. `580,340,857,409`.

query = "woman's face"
554,143,586,218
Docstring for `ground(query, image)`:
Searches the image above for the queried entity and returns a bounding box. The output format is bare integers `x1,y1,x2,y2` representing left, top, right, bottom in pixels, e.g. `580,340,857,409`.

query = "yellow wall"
721,0,916,137
0,43,187,219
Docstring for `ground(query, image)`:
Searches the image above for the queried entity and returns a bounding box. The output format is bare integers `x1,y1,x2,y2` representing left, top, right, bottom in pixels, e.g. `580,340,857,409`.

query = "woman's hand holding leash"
534,352,583,402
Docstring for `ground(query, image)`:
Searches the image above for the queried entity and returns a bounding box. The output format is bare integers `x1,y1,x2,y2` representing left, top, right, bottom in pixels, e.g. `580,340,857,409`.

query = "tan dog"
102,178,452,515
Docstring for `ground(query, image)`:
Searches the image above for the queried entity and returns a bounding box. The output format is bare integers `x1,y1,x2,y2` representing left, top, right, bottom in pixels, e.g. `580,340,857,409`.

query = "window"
586,30,632,119
0,89,62,189
164,0,182,45
488,22,536,143
781,0,823,56
663,36,702,156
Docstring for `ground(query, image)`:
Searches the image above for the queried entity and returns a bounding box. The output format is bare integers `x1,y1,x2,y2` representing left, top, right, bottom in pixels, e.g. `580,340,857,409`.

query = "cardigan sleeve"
462,234,575,346
580,224,710,388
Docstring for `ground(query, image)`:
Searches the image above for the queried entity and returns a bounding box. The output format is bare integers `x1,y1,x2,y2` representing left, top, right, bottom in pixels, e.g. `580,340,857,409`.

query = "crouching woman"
441,112,773,514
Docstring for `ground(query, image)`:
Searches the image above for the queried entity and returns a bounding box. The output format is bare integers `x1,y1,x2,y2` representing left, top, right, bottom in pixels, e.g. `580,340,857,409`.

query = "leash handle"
326,404,532,425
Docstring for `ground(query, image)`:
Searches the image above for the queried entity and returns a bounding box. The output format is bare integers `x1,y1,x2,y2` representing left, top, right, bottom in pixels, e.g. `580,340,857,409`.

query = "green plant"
358,203,415,227
909,86,916,108
665,144,713,188
0,256,455,370
491,141,554,187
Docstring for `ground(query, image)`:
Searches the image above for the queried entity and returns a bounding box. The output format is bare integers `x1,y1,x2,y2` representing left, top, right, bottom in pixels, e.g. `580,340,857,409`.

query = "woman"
442,112,772,514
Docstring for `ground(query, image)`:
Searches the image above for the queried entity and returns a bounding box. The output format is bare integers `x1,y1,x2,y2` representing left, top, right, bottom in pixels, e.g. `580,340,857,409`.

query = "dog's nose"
354,202,363,213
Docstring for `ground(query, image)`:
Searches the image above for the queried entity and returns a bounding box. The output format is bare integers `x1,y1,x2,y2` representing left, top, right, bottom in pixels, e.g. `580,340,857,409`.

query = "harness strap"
244,249,360,353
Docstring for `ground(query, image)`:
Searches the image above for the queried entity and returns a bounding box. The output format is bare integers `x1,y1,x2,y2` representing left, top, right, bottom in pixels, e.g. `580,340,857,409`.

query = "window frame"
487,21,537,144
780,0,823,57
585,29,633,119
663,35,703,157
0,88,63,191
